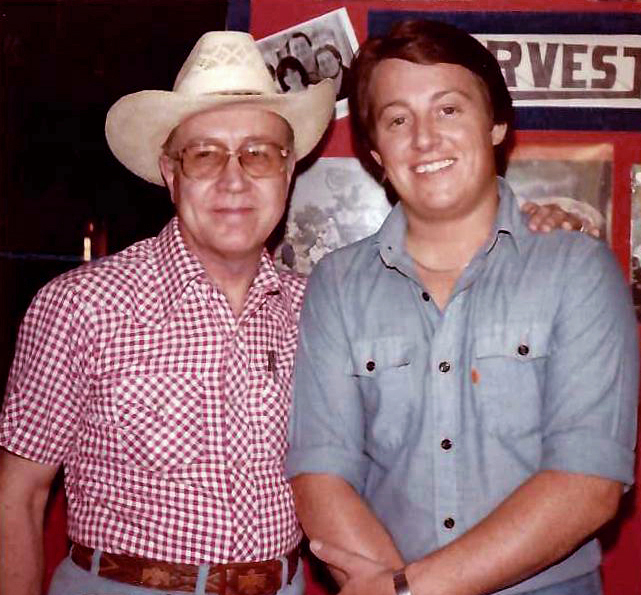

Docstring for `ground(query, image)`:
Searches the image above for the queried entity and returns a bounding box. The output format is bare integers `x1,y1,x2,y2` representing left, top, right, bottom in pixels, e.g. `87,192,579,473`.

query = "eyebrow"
376,89,475,118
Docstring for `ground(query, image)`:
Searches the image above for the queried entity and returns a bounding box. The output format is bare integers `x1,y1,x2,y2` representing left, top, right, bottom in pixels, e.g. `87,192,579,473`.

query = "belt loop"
90,548,102,575
283,553,291,586
194,563,209,595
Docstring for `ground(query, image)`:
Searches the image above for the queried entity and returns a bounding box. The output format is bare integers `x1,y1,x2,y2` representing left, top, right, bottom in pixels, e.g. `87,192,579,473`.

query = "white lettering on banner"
472,34,641,108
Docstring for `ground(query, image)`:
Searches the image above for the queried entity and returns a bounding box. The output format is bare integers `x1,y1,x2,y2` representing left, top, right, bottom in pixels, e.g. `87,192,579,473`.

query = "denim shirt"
286,178,639,593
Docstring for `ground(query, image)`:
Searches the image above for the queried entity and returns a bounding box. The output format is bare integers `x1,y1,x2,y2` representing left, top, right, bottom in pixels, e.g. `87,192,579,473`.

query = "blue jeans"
47,554,304,595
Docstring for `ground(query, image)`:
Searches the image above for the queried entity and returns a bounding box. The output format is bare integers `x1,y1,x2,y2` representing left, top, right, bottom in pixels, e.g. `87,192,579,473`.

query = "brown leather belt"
70,541,299,595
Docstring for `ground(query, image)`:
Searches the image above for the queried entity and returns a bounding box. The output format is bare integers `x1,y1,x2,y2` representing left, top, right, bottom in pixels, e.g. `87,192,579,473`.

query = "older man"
287,19,638,595
0,31,334,595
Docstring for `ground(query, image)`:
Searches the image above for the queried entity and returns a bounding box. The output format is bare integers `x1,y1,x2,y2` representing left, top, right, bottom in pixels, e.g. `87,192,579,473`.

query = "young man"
0,31,335,595
286,19,638,595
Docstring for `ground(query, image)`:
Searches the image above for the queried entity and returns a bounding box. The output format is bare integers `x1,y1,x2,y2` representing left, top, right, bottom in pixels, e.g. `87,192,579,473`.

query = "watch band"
393,569,412,595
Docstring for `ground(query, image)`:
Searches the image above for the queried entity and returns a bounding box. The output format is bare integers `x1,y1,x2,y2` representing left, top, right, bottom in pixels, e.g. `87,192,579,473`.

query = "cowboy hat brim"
105,78,336,185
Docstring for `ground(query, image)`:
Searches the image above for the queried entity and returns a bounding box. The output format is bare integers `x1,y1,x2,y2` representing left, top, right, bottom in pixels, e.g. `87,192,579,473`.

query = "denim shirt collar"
376,176,525,269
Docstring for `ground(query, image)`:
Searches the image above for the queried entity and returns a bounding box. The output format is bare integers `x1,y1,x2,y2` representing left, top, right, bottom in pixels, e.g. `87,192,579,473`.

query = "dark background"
0,0,232,396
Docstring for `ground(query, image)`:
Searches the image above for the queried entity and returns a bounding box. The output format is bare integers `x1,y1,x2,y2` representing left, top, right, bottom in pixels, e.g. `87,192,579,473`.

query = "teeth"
414,159,454,174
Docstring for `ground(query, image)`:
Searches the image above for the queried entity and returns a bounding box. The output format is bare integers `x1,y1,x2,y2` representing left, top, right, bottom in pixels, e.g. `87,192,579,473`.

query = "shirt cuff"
285,445,369,494
542,429,635,487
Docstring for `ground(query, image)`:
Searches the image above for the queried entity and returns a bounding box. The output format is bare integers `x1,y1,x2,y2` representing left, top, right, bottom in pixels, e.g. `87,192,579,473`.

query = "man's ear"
158,154,177,204
370,150,382,167
491,122,508,147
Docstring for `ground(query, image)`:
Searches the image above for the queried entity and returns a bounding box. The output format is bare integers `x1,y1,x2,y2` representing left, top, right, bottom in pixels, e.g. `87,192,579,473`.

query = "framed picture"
505,142,613,241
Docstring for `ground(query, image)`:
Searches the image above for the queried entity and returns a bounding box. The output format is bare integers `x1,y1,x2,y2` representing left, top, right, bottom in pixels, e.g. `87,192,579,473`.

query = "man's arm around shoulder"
0,448,59,595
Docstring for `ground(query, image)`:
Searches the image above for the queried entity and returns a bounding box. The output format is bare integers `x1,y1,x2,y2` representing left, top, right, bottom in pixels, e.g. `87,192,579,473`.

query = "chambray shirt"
286,179,638,593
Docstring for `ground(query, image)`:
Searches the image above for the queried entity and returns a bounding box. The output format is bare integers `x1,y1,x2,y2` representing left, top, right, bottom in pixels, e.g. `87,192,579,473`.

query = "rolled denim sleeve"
541,240,639,486
285,256,369,493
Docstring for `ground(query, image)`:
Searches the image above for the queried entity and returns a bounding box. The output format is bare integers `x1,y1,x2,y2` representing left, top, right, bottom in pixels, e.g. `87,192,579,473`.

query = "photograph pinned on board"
505,142,613,241
274,157,390,275
256,8,358,119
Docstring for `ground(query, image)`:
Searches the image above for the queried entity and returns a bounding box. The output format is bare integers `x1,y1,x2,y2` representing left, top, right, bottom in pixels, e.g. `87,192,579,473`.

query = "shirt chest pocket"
115,372,205,473
350,337,416,456
474,323,550,437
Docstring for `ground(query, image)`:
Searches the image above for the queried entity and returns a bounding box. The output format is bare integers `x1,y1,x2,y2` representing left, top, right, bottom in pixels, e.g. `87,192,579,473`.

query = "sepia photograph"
505,142,613,241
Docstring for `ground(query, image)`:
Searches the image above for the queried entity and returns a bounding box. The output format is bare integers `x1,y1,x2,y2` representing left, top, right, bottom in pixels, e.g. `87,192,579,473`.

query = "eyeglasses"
167,141,290,180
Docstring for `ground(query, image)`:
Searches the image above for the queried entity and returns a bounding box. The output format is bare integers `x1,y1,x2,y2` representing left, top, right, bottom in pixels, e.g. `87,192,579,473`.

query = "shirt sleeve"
285,256,370,493
0,277,94,465
541,239,639,486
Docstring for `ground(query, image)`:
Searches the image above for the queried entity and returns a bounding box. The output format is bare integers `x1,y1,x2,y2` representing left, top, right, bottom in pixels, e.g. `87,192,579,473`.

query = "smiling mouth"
413,159,455,174
215,207,253,214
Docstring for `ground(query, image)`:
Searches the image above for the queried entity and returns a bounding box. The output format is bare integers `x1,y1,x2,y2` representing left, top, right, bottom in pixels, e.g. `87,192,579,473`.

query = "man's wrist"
393,568,412,595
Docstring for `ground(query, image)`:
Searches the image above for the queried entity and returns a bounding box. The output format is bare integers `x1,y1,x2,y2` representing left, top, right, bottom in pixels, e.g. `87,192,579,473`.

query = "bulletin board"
247,1,641,594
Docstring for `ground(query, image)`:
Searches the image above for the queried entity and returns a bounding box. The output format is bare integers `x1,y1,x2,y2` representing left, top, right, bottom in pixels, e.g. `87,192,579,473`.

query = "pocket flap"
475,323,551,360
349,336,415,376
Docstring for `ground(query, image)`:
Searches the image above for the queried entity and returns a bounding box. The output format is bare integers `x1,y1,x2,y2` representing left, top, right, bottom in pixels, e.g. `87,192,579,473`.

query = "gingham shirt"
0,217,306,564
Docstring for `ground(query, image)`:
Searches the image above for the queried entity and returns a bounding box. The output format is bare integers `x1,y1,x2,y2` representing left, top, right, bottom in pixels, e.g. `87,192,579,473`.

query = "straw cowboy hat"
105,31,336,185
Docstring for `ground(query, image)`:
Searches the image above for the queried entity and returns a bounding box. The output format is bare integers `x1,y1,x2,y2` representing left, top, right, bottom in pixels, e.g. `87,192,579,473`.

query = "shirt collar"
139,217,283,326
151,217,206,319
376,176,526,266
376,201,409,269
491,177,528,255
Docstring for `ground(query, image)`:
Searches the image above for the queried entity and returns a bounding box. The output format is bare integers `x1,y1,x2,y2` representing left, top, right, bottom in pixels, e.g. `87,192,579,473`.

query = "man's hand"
521,201,601,237
310,540,396,595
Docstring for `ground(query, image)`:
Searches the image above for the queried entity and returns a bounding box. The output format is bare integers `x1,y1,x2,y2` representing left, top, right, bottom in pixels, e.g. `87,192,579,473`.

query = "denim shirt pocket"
350,336,416,458
115,372,205,472
473,323,550,437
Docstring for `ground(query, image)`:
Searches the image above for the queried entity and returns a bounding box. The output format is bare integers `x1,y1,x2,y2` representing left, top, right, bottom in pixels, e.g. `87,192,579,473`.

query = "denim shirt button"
443,517,455,529
517,344,530,356
439,361,451,373
366,360,376,372
440,438,452,450
421,291,430,302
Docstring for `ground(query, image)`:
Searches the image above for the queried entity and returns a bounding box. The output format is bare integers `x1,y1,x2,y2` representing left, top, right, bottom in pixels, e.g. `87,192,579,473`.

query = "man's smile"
412,158,455,174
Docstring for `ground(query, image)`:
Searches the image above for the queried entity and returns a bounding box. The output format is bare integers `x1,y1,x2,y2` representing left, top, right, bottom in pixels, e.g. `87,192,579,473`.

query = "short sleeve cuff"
542,430,635,487
285,445,369,494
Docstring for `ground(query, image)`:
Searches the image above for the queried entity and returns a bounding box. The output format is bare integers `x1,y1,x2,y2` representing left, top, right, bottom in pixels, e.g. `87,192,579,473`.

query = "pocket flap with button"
349,336,415,377
475,323,551,360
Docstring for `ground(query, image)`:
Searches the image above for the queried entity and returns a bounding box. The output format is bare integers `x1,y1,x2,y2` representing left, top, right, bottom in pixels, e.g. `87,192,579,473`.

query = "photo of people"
274,158,390,275
257,8,358,118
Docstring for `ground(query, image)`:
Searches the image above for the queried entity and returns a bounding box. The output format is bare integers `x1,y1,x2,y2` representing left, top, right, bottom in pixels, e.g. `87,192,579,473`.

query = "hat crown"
174,31,278,96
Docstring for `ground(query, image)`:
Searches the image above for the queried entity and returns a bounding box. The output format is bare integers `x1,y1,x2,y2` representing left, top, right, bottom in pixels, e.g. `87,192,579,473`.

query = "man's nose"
413,115,439,151
216,153,250,191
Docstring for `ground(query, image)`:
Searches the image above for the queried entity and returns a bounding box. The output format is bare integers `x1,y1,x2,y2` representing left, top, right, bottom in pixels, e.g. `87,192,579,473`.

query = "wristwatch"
393,569,412,595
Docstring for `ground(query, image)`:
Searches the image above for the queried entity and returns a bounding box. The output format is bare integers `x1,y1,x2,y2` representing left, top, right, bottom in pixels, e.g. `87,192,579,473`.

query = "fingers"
587,225,602,239
523,203,583,233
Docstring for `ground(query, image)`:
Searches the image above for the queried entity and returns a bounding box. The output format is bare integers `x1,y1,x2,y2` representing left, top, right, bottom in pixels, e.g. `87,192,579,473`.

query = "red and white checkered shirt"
0,217,306,564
